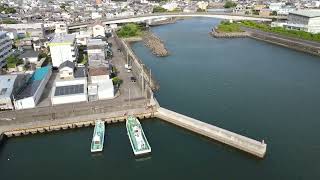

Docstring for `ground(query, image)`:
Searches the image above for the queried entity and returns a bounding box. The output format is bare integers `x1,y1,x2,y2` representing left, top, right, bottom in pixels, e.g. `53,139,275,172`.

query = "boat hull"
126,116,151,156
91,120,105,153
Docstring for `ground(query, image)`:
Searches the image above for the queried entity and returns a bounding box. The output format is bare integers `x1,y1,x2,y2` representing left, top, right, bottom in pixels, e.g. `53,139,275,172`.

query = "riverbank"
142,31,169,57
211,27,320,56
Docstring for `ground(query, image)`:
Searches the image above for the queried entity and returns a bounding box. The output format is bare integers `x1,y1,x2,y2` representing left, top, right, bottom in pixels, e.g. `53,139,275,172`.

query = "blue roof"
31,66,51,81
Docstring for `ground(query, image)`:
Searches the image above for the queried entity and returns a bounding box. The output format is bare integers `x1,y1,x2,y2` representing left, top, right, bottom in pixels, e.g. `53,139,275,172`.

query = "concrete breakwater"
143,31,169,57
156,107,267,158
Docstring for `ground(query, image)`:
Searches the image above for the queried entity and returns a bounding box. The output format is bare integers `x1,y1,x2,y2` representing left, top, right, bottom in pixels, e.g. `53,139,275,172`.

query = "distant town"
0,0,319,111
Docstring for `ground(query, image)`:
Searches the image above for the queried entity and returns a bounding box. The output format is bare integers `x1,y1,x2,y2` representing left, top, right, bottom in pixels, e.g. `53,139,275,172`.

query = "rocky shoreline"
142,31,169,57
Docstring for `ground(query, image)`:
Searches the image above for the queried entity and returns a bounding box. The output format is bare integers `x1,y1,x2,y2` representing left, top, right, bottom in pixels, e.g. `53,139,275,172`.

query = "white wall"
15,97,35,109
98,86,114,99
51,93,87,105
92,25,105,37
308,17,320,33
0,97,14,110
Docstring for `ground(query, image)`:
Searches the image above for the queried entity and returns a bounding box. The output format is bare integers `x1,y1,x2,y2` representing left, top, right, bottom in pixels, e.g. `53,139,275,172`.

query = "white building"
162,2,178,11
88,67,114,101
0,23,45,39
14,66,52,110
286,10,320,33
269,3,285,11
54,23,69,35
91,23,106,38
91,12,102,19
51,61,87,105
0,74,27,110
48,34,78,68
74,31,92,45
0,31,13,68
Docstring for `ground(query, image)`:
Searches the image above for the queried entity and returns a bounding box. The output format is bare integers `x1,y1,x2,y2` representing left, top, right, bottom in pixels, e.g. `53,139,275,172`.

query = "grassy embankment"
215,21,244,33
241,21,320,42
116,23,144,38
216,21,320,42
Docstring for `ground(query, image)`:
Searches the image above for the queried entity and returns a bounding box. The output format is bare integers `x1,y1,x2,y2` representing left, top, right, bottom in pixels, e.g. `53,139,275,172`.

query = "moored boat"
126,116,151,156
91,120,105,153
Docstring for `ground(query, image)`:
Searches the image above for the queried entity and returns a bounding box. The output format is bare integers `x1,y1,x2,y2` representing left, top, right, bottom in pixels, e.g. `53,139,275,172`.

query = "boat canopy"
93,135,100,142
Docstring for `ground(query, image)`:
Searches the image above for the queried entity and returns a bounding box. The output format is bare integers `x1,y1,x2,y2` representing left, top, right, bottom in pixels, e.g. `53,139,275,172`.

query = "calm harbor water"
1,18,320,179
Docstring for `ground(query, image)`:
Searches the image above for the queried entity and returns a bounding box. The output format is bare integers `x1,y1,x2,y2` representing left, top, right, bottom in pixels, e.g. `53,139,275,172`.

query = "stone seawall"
249,32,320,56
211,27,320,56
143,31,169,57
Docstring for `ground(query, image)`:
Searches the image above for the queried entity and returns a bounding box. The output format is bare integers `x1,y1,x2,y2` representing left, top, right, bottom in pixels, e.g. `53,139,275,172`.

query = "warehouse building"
286,10,320,33
14,66,52,110
88,67,114,101
51,61,88,105
0,74,28,110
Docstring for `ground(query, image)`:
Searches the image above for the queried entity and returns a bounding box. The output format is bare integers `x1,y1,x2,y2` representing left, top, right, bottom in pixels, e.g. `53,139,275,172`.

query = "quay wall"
249,32,320,56
0,107,156,138
155,107,267,158
211,27,320,56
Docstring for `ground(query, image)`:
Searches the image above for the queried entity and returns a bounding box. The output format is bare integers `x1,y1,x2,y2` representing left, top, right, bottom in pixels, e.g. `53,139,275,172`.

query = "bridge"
68,12,273,30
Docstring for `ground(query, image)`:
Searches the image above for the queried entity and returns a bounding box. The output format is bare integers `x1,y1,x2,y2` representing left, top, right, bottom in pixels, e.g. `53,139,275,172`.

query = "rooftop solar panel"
54,84,84,96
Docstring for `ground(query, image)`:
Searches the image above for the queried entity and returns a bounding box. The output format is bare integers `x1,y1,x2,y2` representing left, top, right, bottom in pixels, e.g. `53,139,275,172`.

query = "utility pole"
129,88,131,106
141,64,144,97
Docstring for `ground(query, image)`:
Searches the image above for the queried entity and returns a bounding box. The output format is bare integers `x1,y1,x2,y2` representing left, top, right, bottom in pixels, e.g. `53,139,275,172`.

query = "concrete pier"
155,107,267,158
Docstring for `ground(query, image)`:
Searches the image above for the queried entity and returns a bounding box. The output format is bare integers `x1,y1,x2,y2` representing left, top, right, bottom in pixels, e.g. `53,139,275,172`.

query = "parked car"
130,76,136,82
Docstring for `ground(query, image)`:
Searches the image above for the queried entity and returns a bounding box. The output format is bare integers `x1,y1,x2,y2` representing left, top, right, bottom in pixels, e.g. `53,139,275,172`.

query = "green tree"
117,23,142,38
197,8,206,12
2,19,17,24
224,1,237,8
152,6,167,13
6,55,22,68
112,77,123,87
0,5,16,14
271,11,277,16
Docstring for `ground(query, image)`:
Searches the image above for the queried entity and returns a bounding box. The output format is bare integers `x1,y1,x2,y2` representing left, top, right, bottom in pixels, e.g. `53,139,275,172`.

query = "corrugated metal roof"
290,10,320,18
